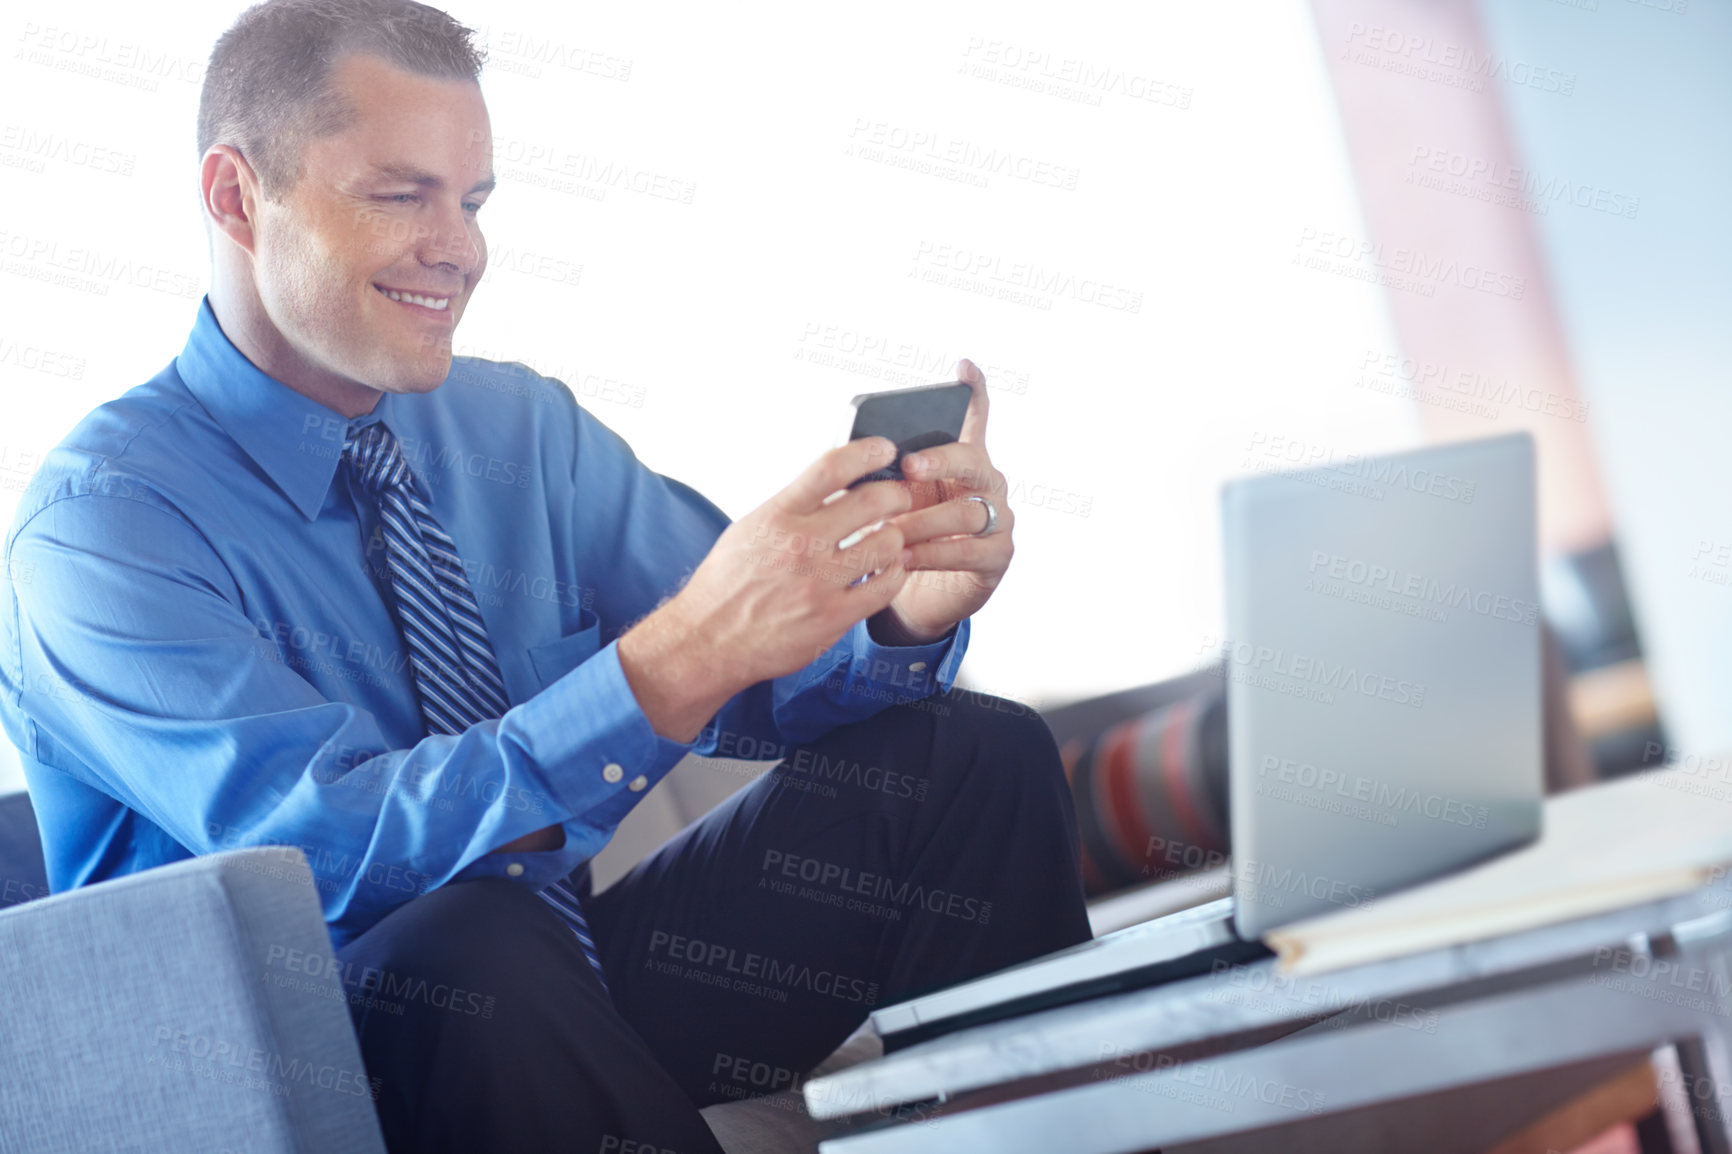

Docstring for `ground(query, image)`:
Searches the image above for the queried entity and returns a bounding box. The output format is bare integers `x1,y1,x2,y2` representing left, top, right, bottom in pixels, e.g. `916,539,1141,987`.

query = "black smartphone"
847,381,973,485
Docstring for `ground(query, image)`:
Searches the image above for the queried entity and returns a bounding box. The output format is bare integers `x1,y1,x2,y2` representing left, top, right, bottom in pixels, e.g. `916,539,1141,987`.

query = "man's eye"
463,202,483,214
381,193,418,204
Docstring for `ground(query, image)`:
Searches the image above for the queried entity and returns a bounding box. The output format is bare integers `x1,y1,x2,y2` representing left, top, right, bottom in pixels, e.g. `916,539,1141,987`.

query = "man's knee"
938,689,1066,791
337,877,562,1021
944,688,1056,752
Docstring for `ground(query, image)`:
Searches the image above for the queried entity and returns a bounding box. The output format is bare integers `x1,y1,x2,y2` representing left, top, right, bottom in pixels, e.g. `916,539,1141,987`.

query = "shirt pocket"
524,607,602,691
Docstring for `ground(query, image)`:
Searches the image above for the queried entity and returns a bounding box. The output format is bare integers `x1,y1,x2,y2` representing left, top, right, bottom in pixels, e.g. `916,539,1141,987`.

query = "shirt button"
506,863,524,877
628,775,648,793
908,661,927,672
602,763,624,784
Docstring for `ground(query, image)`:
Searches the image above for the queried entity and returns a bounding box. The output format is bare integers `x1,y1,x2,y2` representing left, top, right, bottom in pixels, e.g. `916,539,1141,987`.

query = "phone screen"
847,382,972,485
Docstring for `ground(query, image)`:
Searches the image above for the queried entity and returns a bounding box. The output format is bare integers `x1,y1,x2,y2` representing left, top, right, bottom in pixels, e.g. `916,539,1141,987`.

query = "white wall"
0,0,1413,795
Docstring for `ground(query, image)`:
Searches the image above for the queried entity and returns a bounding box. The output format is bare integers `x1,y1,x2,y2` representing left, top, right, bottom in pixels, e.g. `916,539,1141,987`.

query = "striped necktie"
343,420,610,991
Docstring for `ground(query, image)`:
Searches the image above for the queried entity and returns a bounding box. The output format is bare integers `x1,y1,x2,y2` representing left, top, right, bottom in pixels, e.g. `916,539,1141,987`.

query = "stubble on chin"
411,331,456,372
396,340,455,394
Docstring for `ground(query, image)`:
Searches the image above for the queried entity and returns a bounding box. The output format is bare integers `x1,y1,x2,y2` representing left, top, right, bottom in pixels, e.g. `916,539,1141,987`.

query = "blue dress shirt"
0,298,966,948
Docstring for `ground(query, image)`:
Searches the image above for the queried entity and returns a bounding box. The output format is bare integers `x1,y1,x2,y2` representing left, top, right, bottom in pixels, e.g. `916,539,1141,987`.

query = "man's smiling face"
248,52,493,401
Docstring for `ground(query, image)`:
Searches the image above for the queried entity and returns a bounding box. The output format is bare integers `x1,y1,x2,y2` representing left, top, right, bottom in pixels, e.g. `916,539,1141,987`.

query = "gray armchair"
0,785,884,1153
0,833,388,1153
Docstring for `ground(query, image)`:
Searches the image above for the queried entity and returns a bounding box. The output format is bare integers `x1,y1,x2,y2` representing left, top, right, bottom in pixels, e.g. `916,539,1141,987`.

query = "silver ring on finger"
964,494,1000,537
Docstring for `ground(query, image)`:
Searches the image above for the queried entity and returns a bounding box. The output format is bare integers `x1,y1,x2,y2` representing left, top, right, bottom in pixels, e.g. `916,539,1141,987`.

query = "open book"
1265,763,1732,976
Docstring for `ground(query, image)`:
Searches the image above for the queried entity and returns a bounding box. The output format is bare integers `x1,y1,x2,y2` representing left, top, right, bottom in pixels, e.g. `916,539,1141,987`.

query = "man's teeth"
377,286,450,310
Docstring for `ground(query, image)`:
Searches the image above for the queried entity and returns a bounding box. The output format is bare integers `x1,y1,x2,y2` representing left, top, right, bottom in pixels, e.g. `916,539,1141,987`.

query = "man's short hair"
197,0,486,202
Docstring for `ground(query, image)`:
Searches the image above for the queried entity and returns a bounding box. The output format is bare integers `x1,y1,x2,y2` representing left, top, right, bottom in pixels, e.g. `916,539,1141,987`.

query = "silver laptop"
872,433,1543,1047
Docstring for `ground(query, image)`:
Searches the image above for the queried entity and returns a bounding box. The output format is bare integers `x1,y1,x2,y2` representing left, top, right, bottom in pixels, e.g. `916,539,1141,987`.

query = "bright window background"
0,1,1418,795
1476,0,1732,759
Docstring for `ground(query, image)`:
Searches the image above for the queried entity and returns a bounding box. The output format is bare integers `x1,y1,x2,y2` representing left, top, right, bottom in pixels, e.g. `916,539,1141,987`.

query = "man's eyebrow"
368,162,496,194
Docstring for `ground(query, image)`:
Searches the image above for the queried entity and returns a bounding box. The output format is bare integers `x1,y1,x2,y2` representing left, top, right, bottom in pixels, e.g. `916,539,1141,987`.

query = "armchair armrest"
0,847,387,1154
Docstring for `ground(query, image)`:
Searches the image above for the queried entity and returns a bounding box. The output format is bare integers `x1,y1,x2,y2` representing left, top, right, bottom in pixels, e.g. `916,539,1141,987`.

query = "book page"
1265,764,1732,976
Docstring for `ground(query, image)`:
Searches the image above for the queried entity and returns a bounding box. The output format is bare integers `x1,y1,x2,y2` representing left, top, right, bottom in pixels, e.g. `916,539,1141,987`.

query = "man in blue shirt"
0,1,1090,1149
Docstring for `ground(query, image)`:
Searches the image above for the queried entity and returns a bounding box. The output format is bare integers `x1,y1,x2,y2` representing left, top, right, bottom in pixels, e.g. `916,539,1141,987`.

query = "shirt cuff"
823,616,970,704
469,639,694,888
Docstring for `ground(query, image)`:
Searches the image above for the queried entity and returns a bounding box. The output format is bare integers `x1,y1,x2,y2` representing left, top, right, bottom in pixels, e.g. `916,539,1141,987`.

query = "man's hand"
874,359,1014,644
618,436,916,741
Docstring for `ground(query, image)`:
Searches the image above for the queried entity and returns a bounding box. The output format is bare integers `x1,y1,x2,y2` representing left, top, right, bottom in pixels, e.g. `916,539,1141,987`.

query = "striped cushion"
1062,689,1229,896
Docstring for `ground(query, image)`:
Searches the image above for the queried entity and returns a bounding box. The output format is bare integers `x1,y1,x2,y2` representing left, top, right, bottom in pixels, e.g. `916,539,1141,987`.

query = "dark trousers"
337,690,1093,1153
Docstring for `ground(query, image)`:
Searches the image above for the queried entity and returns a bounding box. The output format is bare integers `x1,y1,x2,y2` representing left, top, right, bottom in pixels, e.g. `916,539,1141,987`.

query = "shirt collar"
175,296,400,521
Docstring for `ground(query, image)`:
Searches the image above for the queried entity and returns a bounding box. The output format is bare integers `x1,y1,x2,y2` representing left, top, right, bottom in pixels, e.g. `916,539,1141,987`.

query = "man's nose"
415,202,482,276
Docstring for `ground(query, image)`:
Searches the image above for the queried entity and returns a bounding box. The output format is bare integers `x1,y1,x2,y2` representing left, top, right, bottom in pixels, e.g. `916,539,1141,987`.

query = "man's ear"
201,145,261,255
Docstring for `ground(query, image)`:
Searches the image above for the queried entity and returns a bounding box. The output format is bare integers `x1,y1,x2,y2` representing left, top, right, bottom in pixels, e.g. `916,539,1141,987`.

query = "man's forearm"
616,599,748,743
